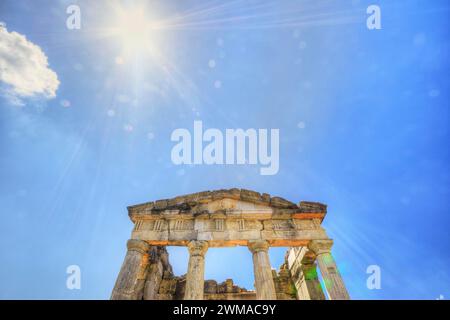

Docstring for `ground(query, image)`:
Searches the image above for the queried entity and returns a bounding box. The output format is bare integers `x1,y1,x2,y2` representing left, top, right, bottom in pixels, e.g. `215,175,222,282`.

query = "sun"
116,8,152,51
107,4,162,56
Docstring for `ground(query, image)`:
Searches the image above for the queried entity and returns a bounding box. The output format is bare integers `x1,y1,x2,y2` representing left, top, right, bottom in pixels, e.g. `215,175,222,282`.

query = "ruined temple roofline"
127,188,327,215
112,190,351,300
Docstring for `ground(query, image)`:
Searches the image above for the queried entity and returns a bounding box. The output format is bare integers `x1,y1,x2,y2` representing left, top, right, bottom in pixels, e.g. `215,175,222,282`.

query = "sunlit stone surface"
111,188,349,300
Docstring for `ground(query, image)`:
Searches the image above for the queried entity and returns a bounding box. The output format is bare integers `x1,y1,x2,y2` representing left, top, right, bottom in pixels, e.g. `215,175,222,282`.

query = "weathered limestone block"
260,228,328,245
174,277,186,299
203,279,254,299
264,219,295,230
212,189,241,201
143,258,163,300
133,229,170,242
298,201,327,213
111,239,150,300
240,189,263,203
248,240,277,300
273,265,297,300
154,199,169,210
184,240,209,300
163,270,173,278
168,219,195,230
156,293,173,300
308,240,350,300
261,193,271,203
302,263,326,300
204,280,218,294
217,281,227,293
226,219,263,242
270,197,297,208
143,246,172,300
293,219,320,230
224,279,234,292
127,201,154,215
286,247,325,300
132,219,169,241
287,248,307,299
195,217,262,244
189,191,213,203
168,219,197,241
158,278,178,295
205,292,257,300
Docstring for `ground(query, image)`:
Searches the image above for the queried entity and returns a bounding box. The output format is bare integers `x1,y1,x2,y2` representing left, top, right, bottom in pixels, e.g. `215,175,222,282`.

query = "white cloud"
0,24,59,100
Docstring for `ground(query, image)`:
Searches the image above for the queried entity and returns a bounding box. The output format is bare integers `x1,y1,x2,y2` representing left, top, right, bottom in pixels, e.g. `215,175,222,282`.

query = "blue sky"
0,0,449,299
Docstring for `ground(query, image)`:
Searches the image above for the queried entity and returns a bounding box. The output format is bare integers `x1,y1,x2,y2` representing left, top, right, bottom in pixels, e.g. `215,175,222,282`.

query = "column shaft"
316,252,350,300
111,239,150,300
143,261,163,300
184,240,208,300
301,263,326,300
309,240,350,300
248,240,277,300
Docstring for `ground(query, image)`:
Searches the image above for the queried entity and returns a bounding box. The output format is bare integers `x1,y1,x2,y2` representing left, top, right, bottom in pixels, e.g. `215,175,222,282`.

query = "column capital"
301,252,317,266
308,239,333,256
248,240,270,254
127,239,150,254
187,240,208,257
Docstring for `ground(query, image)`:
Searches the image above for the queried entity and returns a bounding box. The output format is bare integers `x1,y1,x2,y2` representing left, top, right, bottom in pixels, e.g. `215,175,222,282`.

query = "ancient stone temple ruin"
111,189,350,300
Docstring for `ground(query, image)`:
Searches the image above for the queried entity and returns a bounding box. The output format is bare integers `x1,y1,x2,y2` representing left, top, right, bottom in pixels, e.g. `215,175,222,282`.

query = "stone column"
143,246,168,300
248,240,277,300
184,240,209,300
287,247,325,300
111,239,150,300
308,240,350,300
301,261,326,300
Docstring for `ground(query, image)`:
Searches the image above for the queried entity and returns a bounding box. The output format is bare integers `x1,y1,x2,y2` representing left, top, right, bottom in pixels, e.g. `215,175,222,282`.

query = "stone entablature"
111,189,350,300
128,188,326,215
129,189,328,247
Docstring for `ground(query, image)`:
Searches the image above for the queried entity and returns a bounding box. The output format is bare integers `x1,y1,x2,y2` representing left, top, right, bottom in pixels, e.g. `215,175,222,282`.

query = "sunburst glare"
100,3,164,60
114,7,154,52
